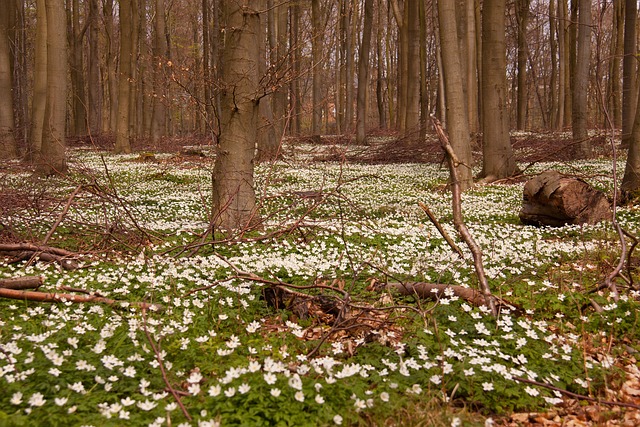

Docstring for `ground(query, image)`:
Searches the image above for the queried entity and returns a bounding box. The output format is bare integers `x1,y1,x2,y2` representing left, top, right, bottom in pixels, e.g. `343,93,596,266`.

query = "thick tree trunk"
0,4,17,159
606,0,624,129
29,0,47,159
37,0,67,175
480,0,516,180
571,0,591,158
311,0,322,135
104,0,118,133
549,0,559,129
69,0,87,136
87,0,102,136
621,60,640,198
437,0,473,191
355,0,373,144
520,171,611,227
212,0,262,230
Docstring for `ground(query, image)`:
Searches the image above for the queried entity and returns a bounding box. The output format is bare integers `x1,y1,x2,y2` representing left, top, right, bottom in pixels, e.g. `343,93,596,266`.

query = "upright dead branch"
431,117,498,316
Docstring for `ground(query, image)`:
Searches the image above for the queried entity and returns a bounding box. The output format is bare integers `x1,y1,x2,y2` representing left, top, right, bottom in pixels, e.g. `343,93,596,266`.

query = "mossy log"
519,171,611,227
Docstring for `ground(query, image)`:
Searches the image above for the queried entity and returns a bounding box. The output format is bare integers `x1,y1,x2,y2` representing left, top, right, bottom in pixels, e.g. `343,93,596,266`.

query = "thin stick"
431,116,497,316
141,306,192,421
0,288,164,311
418,202,463,258
43,185,83,245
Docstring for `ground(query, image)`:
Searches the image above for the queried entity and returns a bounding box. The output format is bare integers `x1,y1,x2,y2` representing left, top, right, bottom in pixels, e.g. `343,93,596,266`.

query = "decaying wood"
418,202,463,258
0,288,164,312
0,243,80,270
519,170,612,227
0,276,44,290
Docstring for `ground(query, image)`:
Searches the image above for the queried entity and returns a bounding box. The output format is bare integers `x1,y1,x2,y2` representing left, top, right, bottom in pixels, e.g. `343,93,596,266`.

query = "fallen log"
0,243,80,270
0,288,164,312
0,276,44,290
379,281,521,313
519,170,612,227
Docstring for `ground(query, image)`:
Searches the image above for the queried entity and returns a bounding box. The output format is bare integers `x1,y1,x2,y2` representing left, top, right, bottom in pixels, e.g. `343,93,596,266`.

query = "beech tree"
571,0,591,158
36,0,67,175
0,5,17,159
480,0,516,180
212,0,263,230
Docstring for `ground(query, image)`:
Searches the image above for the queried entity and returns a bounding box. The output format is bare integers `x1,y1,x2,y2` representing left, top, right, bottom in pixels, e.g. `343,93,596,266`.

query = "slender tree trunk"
356,0,373,144
515,0,530,130
572,0,591,158
212,0,262,230
104,0,118,133
29,0,47,159
69,0,87,136
115,0,134,153
437,0,473,191
376,0,388,129
289,3,301,134
622,0,637,147
0,3,17,159
151,0,168,141
405,0,420,134
87,0,102,136
311,0,322,135
480,0,516,180
37,0,67,175
549,0,558,129
607,0,623,129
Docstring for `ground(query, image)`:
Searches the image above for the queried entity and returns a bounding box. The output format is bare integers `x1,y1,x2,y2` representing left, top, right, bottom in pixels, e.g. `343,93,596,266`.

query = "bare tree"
480,0,516,180
0,2,18,159
356,0,373,144
437,0,473,190
571,0,591,158
212,0,263,230
37,0,67,175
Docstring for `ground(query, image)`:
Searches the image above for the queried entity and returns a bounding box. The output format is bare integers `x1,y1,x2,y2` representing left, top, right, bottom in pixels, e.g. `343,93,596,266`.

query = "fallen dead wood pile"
0,243,80,270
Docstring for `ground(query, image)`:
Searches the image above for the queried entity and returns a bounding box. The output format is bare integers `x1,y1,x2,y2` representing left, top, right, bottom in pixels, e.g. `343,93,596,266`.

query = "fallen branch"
0,276,44,290
513,376,640,410
0,243,80,270
43,185,83,245
0,288,164,312
431,116,498,316
418,202,463,258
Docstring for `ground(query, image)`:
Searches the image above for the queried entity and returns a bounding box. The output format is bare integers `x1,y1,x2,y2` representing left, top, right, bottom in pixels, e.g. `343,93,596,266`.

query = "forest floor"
0,131,639,426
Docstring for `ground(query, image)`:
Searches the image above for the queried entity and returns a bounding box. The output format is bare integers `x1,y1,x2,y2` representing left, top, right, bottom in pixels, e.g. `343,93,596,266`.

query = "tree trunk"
480,0,516,180
437,0,473,191
115,0,134,153
515,0,530,130
404,0,420,135
549,0,559,129
150,0,168,142
0,3,17,159
621,54,640,198
69,0,87,136
311,0,322,135
37,0,67,175
212,0,262,230
520,171,611,227
355,0,373,144
87,0,102,136
622,0,637,147
29,0,47,159
104,0,118,133
606,0,624,129
571,0,591,158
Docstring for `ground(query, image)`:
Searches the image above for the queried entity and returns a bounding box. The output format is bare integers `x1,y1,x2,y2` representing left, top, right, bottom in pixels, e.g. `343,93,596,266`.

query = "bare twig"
418,202,463,258
140,306,191,421
43,185,83,245
431,117,497,316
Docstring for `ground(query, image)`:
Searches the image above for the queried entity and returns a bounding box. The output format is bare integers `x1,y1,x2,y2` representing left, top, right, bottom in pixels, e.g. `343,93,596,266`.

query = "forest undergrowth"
0,134,639,426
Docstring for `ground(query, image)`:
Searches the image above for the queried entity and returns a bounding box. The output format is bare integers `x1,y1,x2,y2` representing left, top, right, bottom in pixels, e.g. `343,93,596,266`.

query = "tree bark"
311,0,322,135
622,0,637,147
571,0,591,158
480,0,516,180
87,0,102,136
437,0,473,191
0,4,17,159
37,0,67,175
355,0,373,144
212,0,262,230
515,0,530,130
69,0,87,136
520,171,611,227
150,0,168,142
549,0,559,129
29,0,47,159
115,0,134,153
